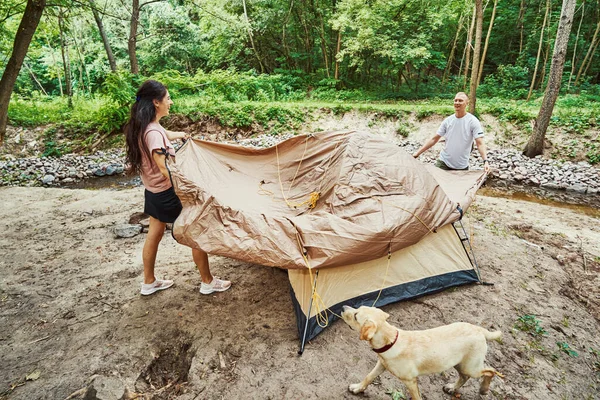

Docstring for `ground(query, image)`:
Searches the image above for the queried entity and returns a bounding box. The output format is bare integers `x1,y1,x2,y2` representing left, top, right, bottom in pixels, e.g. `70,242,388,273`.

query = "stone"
113,224,142,238
41,175,55,185
94,167,106,177
86,375,127,400
566,184,587,194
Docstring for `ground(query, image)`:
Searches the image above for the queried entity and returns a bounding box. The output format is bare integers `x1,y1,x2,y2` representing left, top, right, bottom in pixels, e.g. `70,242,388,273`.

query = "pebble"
0,135,598,198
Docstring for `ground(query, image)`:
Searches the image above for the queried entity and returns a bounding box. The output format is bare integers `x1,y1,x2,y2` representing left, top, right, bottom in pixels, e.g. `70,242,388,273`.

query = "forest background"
0,0,599,162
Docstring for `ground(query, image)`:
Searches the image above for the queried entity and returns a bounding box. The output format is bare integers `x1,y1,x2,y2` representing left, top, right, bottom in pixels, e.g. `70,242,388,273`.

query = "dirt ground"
0,180,599,400
1,111,600,400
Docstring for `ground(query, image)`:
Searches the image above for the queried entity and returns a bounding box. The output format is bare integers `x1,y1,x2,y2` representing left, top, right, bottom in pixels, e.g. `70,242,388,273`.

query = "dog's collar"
372,330,399,354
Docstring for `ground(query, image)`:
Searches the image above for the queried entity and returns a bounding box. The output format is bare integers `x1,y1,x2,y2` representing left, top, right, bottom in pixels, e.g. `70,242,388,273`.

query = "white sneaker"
140,279,174,295
199,277,231,295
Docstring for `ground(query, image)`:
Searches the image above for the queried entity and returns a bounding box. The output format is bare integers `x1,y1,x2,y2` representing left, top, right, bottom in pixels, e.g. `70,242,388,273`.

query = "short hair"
455,92,469,102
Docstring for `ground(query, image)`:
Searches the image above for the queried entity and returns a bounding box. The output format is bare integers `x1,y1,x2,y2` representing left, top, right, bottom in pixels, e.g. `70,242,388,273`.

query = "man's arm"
475,137,490,173
412,133,441,158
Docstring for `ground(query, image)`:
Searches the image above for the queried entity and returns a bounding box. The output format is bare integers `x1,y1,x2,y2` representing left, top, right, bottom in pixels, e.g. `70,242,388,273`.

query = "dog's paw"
348,383,365,394
443,383,456,395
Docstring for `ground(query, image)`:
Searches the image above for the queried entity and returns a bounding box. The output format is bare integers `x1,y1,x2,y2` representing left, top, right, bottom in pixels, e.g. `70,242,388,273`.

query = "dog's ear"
359,320,377,341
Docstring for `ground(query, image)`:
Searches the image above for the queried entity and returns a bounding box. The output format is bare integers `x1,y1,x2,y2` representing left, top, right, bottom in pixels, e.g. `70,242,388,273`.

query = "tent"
168,131,486,351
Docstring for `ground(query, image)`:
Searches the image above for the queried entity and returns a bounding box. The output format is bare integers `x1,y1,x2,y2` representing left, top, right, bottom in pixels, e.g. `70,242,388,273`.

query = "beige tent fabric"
169,131,485,270
288,223,473,316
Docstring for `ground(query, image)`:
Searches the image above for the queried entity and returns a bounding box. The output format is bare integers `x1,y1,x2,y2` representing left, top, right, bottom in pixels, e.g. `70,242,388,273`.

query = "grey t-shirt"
437,113,483,169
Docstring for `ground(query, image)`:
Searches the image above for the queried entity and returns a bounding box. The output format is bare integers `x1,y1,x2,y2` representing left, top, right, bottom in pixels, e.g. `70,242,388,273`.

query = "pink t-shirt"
140,122,176,193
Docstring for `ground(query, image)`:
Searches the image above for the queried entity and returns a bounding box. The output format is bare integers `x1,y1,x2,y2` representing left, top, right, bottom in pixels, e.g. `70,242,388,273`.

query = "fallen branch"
27,335,51,345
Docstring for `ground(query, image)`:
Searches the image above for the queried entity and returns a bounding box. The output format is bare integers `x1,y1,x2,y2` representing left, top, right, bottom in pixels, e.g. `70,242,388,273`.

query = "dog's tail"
483,329,502,342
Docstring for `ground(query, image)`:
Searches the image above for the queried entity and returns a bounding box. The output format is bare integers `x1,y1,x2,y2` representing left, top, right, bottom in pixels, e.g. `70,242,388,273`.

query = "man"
412,92,490,174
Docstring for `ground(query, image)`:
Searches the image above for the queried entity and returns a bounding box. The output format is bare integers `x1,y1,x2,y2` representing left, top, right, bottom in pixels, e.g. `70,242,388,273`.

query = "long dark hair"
124,80,167,175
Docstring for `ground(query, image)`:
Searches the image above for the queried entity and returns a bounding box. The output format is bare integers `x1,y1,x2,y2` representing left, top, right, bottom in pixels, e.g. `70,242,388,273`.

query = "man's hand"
412,152,419,159
483,160,491,174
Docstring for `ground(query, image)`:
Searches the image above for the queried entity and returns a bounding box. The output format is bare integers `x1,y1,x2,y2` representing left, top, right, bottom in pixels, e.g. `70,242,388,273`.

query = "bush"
478,65,530,99
483,98,532,124
96,71,141,134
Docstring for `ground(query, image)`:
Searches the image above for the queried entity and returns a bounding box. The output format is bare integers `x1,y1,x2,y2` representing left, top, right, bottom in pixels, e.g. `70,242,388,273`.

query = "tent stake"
298,270,319,355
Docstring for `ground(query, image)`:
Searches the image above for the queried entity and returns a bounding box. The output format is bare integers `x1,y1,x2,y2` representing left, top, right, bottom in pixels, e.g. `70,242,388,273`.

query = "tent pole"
453,220,483,282
298,270,319,355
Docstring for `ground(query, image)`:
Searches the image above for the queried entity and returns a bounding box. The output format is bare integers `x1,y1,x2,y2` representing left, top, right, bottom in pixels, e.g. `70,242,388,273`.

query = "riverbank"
2,134,599,201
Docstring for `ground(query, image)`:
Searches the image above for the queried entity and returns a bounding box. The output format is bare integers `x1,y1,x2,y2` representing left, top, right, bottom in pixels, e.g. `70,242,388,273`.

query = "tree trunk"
518,0,526,55
318,15,330,78
45,37,63,96
88,0,116,72
24,62,48,95
58,11,73,107
443,12,465,84
581,36,600,77
281,0,296,70
539,10,553,92
524,0,577,158
469,0,483,114
477,0,497,86
0,0,46,145
575,0,600,85
71,31,90,94
568,1,585,89
242,0,264,73
462,4,477,89
129,0,140,74
334,30,341,80
527,0,551,101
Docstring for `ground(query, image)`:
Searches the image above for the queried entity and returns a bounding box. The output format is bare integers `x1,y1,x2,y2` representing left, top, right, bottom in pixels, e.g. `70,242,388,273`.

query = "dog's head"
341,305,390,341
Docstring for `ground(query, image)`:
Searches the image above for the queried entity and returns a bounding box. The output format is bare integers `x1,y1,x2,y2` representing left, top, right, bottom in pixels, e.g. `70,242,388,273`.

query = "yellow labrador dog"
341,305,502,399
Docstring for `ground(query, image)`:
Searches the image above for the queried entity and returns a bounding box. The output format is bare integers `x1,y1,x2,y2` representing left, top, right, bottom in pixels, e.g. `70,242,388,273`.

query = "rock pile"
0,149,125,187
1,135,598,196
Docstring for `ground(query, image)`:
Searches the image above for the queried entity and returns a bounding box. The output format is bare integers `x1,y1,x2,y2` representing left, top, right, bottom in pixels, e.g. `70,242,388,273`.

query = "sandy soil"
0,182,599,400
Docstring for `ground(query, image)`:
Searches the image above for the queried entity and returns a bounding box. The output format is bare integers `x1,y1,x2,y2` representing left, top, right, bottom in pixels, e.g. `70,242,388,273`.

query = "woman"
125,80,231,296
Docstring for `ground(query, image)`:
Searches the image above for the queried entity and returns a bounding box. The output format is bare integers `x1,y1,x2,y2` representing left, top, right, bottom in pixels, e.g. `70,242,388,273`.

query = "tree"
88,0,116,72
477,0,498,86
129,0,163,74
0,0,46,145
468,0,482,114
524,0,577,158
575,0,600,85
58,8,73,107
527,0,551,101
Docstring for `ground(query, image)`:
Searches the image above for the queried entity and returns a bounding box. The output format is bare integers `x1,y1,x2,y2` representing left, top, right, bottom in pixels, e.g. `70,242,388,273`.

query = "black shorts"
144,187,182,223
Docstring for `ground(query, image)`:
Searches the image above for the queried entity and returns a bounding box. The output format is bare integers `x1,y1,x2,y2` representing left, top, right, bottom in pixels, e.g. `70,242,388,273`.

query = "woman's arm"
165,129,189,141
152,151,170,179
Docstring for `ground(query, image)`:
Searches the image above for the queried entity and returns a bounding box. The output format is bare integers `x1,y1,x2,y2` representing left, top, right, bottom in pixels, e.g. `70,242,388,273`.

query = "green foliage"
556,342,578,358
514,315,547,337
584,143,600,164
415,109,435,120
396,123,410,138
478,65,531,99
96,71,141,134
386,388,406,400
42,127,70,157
483,99,532,125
